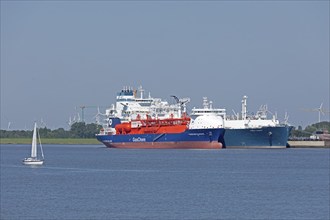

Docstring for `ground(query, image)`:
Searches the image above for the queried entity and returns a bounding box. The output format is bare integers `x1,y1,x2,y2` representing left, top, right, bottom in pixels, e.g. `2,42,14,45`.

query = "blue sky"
1,1,329,130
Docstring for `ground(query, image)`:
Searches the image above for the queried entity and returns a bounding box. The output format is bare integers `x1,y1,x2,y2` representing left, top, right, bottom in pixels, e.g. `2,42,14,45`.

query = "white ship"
191,96,292,148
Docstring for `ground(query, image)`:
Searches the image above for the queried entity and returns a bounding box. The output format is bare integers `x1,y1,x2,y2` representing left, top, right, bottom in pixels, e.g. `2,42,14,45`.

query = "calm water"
1,145,329,220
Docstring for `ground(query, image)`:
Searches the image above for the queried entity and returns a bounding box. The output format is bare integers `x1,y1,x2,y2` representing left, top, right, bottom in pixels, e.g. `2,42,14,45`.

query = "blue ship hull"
223,126,292,148
96,128,225,149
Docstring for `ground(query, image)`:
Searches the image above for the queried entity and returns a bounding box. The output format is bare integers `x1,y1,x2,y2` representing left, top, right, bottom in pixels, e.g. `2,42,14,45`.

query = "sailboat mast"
38,127,44,159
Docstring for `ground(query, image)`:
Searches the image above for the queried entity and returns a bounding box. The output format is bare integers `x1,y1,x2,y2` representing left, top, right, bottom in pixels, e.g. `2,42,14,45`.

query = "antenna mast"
241,96,248,120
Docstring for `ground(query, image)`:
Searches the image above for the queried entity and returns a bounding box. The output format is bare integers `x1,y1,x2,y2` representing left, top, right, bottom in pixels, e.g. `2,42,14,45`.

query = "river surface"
1,145,329,220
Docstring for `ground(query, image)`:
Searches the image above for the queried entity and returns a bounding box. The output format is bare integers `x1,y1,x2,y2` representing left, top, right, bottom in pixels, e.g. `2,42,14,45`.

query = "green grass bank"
0,138,101,145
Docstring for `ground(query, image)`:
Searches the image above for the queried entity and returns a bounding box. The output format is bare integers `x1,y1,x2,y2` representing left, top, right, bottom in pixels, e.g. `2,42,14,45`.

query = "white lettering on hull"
132,137,146,142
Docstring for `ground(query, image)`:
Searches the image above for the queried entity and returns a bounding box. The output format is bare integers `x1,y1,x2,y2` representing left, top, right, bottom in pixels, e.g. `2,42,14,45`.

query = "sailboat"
23,122,44,165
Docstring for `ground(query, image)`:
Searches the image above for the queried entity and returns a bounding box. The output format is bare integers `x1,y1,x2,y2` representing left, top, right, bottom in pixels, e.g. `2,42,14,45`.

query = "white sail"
31,122,37,158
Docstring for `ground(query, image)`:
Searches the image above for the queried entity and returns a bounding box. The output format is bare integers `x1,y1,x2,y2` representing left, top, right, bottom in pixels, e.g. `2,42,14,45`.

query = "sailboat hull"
22,158,44,165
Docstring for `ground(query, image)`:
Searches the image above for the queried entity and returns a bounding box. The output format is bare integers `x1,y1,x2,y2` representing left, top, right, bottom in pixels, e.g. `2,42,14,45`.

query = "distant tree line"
1,121,329,139
290,121,330,138
0,122,102,139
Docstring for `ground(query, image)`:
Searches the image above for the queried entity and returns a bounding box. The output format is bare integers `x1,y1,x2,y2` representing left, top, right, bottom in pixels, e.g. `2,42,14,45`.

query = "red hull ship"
96,114,225,149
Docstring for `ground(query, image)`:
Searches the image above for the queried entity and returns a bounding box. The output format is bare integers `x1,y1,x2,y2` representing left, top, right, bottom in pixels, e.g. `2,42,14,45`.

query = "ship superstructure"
101,86,194,132
105,86,187,120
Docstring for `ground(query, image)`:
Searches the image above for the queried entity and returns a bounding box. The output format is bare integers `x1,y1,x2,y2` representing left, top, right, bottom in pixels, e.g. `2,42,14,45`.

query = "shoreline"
0,138,101,145
288,140,330,148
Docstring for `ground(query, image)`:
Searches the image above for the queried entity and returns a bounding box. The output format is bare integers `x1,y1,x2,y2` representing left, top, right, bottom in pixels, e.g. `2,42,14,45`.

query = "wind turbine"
284,112,289,125
77,113,81,122
40,118,46,128
77,105,109,123
93,107,106,125
301,103,330,123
